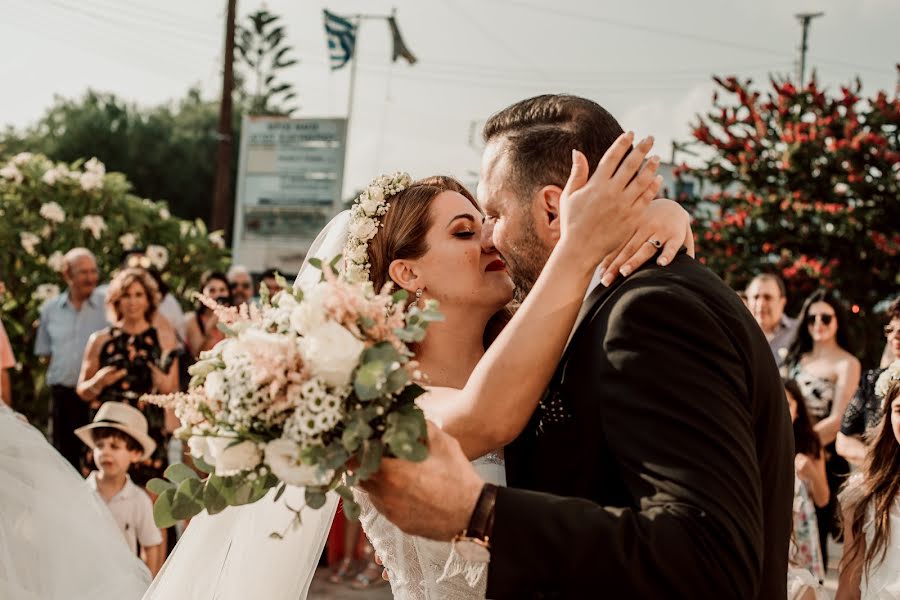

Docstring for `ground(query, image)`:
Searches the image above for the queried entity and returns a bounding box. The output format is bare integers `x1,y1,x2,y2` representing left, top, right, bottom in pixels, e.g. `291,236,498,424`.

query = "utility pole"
795,12,824,86
211,0,237,235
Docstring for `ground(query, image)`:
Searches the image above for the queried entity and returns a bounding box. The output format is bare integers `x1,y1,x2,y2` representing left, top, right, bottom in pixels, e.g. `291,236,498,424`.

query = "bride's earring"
415,288,424,309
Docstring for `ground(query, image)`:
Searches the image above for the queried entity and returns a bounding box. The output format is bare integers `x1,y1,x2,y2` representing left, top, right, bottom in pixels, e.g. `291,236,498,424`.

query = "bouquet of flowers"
144,267,442,531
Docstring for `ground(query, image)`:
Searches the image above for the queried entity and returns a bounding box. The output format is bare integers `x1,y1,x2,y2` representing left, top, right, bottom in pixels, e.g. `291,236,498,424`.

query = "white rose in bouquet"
264,438,334,487
302,322,365,388
207,437,263,476
187,436,214,464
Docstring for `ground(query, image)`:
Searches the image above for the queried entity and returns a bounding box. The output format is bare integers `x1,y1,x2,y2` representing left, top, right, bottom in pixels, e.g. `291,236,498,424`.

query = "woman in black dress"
77,267,180,486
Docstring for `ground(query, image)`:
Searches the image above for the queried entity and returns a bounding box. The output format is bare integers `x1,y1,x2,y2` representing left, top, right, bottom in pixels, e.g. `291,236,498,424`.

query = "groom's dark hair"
483,94,625,201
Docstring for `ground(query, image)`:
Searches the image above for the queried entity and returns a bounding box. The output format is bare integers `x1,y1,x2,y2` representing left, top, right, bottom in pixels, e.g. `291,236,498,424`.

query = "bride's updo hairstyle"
366,175,479,292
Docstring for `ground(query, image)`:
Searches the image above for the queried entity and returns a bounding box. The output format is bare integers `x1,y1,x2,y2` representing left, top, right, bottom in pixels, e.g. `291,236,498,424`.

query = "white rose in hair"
207,437,262,476
303,321,364,388
345,243,369,264
265,438,334,486
348,217,378,242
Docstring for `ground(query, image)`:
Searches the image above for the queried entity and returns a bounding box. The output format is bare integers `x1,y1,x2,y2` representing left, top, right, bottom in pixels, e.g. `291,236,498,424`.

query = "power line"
43,0,217,52
475,0,794,60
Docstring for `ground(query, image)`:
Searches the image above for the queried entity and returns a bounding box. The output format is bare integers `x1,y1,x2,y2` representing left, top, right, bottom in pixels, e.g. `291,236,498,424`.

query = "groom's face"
478,139,554,300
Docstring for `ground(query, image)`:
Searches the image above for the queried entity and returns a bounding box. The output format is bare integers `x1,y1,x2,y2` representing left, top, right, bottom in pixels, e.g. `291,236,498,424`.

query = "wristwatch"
451,483,498,563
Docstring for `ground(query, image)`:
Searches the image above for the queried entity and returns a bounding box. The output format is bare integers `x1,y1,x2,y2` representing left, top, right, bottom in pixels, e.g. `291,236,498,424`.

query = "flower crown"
874,360,900,400
343,171,413,284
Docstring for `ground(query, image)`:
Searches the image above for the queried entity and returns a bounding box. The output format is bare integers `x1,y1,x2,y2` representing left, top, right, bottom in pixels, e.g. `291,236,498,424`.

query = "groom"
362,95,794,599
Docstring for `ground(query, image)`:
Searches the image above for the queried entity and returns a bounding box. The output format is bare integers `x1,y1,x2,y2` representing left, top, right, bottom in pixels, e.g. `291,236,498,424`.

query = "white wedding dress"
356,452,506,600
0,403,151,599
860,496,900,599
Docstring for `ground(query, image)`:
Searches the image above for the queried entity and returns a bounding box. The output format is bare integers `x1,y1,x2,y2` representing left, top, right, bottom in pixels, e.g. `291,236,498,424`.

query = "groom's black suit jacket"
487,254,794,599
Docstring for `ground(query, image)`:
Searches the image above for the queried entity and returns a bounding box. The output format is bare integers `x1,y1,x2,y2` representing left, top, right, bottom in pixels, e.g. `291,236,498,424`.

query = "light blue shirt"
34,288,109,387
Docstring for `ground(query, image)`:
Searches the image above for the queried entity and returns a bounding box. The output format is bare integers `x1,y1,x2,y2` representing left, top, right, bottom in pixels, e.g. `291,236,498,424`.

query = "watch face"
455,539,491,563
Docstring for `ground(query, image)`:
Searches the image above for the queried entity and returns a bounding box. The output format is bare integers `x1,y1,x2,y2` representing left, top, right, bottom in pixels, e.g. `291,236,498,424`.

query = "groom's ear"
534,185,563,243
388,259,421,293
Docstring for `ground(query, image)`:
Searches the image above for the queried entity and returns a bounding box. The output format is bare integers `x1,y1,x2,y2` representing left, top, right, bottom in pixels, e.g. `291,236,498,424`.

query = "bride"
143,133,695,599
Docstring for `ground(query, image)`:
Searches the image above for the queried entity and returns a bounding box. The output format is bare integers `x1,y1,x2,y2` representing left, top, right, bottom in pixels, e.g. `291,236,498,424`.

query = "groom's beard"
505,231,552,304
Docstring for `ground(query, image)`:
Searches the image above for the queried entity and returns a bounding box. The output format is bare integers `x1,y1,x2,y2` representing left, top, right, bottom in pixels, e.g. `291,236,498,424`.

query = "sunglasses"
806,313,834,327
886,326,898,337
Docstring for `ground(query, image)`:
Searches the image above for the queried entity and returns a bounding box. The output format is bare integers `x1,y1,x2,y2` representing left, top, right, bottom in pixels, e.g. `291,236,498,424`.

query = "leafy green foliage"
0,153,230,424
235,9,300,116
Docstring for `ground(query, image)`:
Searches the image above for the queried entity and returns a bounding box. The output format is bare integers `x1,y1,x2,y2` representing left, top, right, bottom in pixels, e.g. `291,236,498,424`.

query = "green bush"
0,152,230,424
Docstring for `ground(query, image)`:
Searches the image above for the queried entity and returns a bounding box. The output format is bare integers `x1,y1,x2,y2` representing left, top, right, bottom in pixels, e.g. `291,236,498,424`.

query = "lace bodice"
356,451,506,600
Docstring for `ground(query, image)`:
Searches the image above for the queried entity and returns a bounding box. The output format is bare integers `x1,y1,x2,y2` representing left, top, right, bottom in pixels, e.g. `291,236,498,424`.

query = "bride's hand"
557,132,662,281
600,198,695,284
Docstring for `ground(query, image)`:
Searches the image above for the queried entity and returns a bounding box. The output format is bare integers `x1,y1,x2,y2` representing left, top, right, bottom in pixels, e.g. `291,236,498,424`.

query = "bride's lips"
485,259,506,272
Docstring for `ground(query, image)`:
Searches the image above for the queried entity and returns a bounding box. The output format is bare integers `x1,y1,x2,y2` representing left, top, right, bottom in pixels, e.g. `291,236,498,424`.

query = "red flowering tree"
677,72,899,357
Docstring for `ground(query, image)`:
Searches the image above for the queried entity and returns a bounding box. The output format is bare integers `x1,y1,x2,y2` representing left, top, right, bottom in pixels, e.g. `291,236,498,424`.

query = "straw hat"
75,402,157,460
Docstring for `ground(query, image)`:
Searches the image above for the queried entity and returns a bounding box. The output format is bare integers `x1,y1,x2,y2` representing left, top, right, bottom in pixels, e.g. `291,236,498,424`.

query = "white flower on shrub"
80,215,107,240
159,207,171,220
39,201,66,224
208,231,225,249
0,164,23,184
301,321,364,388
42,169,61,185
179,222,193,237
33,283,60,303
20,232,40,255
264,438,334,487
84,157,106,176
118,233,137,250
47,251,66,273
40,225,52,239
79,171,104,191
146,245,169,270
12,152,33,166
834,182,849,195
205,437,263,476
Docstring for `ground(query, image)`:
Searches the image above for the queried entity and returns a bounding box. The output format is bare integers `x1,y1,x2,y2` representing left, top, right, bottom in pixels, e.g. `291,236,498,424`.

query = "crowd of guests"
0,246,298,578
0,248,897,597
744,274,900,599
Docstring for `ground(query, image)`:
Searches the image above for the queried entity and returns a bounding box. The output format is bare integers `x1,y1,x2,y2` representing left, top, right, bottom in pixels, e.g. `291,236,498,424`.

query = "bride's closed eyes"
447,213,481,239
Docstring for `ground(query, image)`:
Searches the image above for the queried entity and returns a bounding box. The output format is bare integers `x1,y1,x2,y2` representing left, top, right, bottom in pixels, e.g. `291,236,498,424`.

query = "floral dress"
791,473,825,582
96,326,168,486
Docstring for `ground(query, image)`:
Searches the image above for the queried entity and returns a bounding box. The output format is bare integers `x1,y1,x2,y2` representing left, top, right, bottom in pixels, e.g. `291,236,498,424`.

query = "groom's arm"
487,283,765,598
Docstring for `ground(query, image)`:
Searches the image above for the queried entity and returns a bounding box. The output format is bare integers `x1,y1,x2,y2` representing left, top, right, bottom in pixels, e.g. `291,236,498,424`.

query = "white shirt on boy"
87,472,162,554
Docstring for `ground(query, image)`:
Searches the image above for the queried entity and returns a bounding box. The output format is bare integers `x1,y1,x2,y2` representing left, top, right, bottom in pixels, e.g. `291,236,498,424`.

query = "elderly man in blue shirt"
34,248,109,469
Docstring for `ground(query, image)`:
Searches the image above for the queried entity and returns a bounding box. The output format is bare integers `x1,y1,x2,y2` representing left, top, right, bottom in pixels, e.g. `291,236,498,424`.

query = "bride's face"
413,191,514,312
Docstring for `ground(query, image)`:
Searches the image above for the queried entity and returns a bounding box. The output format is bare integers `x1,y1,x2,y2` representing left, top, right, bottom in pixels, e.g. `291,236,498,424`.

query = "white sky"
2,0,897,194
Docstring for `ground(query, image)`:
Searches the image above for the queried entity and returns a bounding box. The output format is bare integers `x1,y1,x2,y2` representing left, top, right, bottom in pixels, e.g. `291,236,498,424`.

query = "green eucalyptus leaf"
153,488,178,529
171,477,204,520
164,462,199,484
305,487,328,510
343,498,361,520
146,477,175,496
203,475,230,514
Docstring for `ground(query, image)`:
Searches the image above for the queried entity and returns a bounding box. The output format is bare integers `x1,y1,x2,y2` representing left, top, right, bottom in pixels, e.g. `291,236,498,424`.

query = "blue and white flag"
323,9,356,71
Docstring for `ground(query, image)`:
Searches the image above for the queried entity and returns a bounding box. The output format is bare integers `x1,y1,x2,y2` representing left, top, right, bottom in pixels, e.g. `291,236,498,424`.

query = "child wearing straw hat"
76,402,164,575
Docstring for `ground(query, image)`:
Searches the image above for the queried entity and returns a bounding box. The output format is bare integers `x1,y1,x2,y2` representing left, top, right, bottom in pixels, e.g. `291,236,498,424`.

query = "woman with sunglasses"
785,288,861,568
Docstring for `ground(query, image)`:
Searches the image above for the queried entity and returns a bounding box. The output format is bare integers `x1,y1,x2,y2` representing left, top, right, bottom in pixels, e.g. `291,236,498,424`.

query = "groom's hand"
359,421,485,541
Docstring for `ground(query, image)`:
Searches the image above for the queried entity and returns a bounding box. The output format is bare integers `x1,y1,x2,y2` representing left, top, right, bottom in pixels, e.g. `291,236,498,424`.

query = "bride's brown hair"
840,380,900,583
